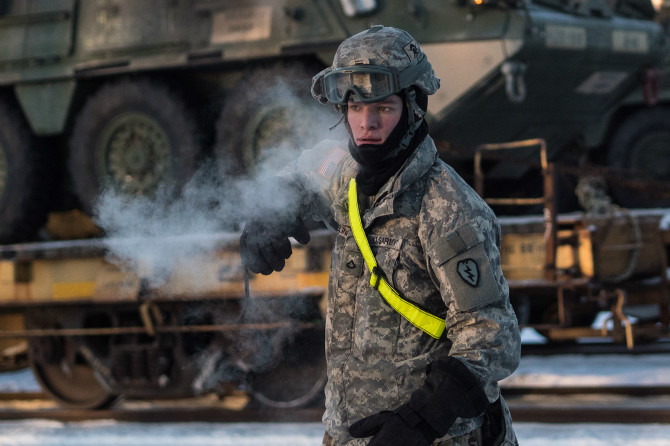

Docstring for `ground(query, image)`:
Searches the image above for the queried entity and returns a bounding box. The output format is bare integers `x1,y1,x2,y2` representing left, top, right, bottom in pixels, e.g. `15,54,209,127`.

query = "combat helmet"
311,25,439,105
311,25,439,147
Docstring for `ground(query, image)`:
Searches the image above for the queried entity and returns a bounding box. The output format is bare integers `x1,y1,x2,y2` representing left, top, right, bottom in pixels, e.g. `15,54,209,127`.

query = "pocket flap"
430,220,484,266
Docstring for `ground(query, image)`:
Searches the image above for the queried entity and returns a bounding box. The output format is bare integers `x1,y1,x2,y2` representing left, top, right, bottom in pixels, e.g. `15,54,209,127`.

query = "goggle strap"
406,88,424,127
311,67,333,103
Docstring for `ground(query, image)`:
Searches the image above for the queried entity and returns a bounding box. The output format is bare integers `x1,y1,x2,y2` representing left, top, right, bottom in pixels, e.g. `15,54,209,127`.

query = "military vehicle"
0,0,668,244
1,0,669,410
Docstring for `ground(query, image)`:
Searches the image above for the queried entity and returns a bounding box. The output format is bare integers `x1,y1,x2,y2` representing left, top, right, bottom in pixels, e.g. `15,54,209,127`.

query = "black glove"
239,176,311,275
349,356,489,445
240,215,310,275
348,405,439,446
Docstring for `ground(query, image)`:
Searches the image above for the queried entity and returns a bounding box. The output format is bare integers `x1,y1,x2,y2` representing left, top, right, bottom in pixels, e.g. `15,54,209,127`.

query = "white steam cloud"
92,76,342,397
94,81,344,289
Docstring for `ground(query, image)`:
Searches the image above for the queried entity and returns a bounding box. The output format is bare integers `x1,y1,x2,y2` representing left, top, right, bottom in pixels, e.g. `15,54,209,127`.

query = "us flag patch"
318,147,347,178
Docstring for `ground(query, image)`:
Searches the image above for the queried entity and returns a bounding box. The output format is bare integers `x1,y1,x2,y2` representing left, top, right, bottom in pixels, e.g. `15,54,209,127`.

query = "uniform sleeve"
424,213,521,400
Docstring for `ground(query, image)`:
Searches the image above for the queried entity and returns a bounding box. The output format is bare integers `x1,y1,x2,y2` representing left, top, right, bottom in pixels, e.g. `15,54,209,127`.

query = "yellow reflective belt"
348,178,445,339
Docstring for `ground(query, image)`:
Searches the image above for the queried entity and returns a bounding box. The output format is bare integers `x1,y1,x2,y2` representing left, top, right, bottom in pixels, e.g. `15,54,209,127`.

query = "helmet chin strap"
398,88,426,151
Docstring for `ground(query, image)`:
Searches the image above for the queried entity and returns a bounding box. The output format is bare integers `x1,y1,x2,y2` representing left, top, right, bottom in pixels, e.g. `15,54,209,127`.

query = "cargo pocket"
428,219,503,312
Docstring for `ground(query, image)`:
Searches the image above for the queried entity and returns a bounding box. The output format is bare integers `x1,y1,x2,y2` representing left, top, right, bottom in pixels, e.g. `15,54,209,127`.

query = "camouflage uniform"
240,24,521,446
280,134,520,445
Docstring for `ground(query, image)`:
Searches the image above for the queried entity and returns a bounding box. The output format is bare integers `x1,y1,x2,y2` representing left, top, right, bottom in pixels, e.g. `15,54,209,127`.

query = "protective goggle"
311,65,400,105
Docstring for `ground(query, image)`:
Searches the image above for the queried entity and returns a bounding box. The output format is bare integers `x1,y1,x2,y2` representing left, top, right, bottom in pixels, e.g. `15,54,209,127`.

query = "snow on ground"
0,368,40,393
502,351,670,388
501,328,670,388
1,329,669,445
0,420,670,445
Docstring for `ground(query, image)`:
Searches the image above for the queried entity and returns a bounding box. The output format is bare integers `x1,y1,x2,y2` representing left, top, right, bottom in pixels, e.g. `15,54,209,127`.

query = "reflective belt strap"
347,178,446,339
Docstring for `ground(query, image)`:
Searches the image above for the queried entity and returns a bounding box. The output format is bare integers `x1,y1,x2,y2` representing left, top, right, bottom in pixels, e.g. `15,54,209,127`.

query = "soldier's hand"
240,216,310,275
348,405,438,446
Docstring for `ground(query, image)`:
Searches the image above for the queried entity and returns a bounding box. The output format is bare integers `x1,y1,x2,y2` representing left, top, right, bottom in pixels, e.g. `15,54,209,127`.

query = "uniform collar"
348,136,438,229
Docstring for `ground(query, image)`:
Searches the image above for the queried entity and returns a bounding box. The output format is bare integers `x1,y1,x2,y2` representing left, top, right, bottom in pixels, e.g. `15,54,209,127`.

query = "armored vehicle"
0,0,669,411
0,0,668,244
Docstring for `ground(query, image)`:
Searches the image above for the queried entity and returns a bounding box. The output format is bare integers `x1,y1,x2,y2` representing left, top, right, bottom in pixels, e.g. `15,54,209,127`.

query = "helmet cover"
312,25,440,104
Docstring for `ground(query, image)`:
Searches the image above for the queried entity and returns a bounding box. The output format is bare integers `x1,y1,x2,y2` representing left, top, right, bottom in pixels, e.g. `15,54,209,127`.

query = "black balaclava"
346,89,429,196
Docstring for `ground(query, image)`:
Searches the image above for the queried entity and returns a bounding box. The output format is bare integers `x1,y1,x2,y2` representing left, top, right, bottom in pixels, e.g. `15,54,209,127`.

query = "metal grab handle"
501,61,527,103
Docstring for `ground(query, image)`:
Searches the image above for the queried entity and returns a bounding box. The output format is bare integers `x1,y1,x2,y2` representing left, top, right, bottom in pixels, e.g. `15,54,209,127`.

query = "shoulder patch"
318,146,348,179
457,259,480,287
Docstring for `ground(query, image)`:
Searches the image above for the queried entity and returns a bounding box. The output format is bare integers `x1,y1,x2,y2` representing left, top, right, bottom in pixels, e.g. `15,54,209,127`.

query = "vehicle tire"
214,63,342,176
250,325,327,409
68,79,203,215
606,107,670,208
0,99,51,243
25,309,119,410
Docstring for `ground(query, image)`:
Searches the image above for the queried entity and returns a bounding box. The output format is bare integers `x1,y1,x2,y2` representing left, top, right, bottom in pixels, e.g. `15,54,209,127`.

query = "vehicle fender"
583,73,670,148
13,79,76,136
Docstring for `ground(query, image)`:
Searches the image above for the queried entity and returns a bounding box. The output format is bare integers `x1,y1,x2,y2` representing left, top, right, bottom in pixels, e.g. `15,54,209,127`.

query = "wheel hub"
99,112,172,195
247,102,311,167
123,139,151,174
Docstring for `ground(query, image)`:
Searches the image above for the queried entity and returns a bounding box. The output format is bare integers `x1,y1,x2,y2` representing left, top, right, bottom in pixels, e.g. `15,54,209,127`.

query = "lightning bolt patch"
457,259,480,287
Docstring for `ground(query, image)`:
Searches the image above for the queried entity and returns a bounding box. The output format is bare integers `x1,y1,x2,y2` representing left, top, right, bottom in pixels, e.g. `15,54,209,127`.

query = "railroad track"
520,339,670,356
502,385,670,396
0,404,326,423
502,385,670,423
1,386,670,424
509,405,670,424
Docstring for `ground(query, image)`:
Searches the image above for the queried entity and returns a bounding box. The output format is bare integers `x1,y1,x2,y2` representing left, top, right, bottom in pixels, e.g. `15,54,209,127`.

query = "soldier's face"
347,94,403,146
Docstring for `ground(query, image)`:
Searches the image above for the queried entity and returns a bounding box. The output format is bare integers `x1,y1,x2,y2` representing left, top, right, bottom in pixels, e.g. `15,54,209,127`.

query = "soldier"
240,25,520,446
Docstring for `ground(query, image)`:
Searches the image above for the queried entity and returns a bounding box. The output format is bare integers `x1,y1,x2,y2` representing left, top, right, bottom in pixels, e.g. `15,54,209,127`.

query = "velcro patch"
428,218,503,311
340,252,363,276
430,223,483,266
318,147,347,178
403,41,421,62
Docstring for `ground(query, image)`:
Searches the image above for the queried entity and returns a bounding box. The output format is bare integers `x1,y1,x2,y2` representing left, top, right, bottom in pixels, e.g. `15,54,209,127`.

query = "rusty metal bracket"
600,289,634,350
474,138,557,281
139,301,163,337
